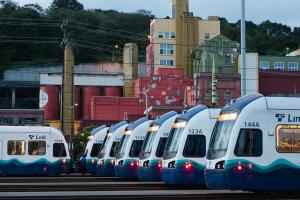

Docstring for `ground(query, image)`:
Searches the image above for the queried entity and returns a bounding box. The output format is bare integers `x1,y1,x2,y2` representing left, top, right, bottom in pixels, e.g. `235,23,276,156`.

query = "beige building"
148,0,220,76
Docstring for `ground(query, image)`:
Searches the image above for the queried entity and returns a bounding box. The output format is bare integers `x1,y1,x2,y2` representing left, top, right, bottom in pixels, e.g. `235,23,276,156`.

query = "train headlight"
91,159,95,165
110,160,115,165
215,161,225,169
98,160,104,165
62,159,67,165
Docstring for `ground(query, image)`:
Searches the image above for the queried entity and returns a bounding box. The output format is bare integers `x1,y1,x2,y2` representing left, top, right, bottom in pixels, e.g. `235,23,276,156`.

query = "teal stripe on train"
0,158,70,166
175,159,206,169
226,158,300,172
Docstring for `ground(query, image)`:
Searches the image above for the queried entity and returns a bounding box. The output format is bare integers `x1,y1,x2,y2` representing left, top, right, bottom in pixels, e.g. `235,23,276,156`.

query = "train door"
0,140,3,159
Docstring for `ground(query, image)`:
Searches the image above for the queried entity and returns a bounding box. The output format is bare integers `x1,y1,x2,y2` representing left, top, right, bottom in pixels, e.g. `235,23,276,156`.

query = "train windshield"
99,132,113,159
207,112,238,160
116,131,131,159
156,137,168,158
163,120,187,160
140,126,159,159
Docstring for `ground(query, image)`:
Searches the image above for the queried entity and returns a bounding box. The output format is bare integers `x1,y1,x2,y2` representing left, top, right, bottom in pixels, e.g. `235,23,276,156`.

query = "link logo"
276,114,300,123
275,114,285,122
29,135,35,140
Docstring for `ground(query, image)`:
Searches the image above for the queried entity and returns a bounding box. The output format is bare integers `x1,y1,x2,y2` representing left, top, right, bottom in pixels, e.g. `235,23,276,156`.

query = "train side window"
277,125,300,153
234,129,262,157
7,140,26,155
28,141,46,155
183,135,206,158
156,137,168,158
109,142,119,157
129,140,144,157
53,143,67,157
90,144,103,157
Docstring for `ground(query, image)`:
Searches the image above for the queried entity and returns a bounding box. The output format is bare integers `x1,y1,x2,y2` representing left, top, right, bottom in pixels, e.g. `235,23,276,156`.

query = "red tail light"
185,162,192,170
237,163,243,171
130,161,135,167
248,163,252,169
158,161,162,168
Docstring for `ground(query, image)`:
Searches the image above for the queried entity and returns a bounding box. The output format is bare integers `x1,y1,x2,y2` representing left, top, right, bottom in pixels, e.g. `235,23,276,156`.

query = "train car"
0,126,71,175
79,125,108,174
205,93,300,191
114,117,152,179
162,105,220,185
138,111,178,181
97,121,128,177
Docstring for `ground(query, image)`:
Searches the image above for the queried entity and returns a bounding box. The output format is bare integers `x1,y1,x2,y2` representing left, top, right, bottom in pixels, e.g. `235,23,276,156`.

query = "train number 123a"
244,122,260,128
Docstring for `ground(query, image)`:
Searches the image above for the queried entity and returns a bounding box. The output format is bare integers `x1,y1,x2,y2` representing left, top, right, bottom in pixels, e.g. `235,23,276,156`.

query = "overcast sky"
16,0,299,28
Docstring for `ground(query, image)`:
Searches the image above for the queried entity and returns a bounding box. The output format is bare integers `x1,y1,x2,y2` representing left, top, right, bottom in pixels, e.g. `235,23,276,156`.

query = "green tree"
49,0,84,11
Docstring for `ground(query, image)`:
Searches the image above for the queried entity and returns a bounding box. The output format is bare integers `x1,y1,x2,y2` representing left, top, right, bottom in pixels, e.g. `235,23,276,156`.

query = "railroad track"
0,175,299,200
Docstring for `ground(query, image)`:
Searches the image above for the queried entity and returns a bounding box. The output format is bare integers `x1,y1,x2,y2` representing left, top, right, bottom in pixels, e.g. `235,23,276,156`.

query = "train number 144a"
244,122,260,128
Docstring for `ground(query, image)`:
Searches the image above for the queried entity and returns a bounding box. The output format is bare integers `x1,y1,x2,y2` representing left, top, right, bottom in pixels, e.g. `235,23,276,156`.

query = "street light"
69,103,78,158
141,84,156,119
112,44,119,62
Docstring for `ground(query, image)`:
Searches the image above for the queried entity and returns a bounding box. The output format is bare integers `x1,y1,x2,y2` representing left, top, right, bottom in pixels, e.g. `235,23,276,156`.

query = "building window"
7,140,26,155
160,59,174,66
288,62,298,71
205,33,210,40
158,32,164,38
160,44,174,55
225,56,231,66
28,141,46,155
0,117,13,125
19,117,38,125
171,32,176,39
234,129,262,157
274,61,285,70
165,32,170,38
205,91,211,100
260,61,270,70
224,91,231,101
276,125,300,153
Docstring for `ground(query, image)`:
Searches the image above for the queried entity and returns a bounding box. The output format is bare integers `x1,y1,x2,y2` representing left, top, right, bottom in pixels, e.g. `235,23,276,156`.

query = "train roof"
177,105,208,121
265,96,300,110
222,93,263,113
151,111,178,127
0,126,62,135
108,121,128,133
90,125,107,135
223,93,300,113
125,117,148,131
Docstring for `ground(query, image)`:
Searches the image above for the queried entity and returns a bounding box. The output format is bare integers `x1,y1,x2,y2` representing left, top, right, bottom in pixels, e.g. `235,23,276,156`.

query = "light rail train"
138,111,178,181
0,126,71,175
205,93,300,191
162,105,220,185
97,121,128,176
115,117,152,179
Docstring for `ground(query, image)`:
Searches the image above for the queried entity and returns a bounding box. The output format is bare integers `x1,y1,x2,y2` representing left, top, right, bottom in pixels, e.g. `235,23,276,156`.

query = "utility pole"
241,0,247,96
61,20,75,159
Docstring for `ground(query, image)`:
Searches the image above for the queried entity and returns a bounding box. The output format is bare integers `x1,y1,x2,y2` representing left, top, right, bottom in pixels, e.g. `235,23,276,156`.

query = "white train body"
97,121,128,176
205,93,300,190
0,126,70,175
162,105,220,185
114,117,152,179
